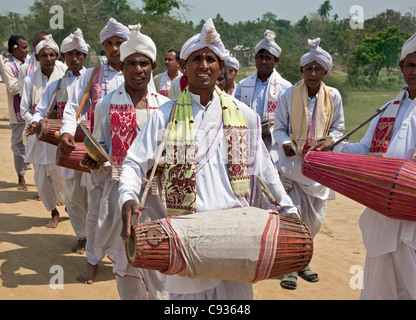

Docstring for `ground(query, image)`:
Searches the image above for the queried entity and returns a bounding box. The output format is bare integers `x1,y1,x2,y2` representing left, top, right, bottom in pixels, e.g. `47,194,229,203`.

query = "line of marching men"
1,16,416,300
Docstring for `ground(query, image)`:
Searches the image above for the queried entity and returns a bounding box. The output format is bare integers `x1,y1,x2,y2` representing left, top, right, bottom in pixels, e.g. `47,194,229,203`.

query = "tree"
349,26,409,86
317,0,332,21
142,0,182,18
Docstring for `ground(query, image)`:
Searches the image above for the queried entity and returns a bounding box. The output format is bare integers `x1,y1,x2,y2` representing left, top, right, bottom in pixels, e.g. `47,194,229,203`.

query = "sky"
1,0,416,24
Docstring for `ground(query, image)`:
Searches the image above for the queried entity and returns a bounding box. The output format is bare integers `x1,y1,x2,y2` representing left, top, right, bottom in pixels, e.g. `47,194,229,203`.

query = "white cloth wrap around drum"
159,207,280,283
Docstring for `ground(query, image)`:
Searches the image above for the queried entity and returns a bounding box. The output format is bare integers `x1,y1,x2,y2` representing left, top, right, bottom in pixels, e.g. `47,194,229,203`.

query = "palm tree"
317,0,333,21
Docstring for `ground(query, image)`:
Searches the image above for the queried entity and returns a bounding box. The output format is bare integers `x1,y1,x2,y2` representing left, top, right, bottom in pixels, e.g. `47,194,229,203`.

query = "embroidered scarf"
25,54,37,77
369,87,407,156
109,86,162,181
159,70,182,97
31,66,63,112
89,64,110,132
290,79,334,156
238,69,283,120
164,86,250,216
55,68,86,119
110,87,138,181
8,56,24,122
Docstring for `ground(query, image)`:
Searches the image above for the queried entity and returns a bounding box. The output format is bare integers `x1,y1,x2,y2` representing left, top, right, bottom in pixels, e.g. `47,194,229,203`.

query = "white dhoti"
62,174,87,239
287,182,327,238
359,209,416,300
10,123,28,177
95,168,167,300
33,163,65,211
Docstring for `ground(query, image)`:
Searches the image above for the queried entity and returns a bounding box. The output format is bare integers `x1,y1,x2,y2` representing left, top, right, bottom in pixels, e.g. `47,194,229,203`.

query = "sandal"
280,272,298,290
299,266,319,282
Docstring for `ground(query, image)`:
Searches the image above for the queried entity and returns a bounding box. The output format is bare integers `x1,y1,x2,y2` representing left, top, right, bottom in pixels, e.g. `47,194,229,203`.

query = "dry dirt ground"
0,83,366,300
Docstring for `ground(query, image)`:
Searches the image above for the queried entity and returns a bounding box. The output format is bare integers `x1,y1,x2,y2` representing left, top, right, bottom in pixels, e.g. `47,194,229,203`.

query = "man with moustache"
32,28,90,254
59,17,130,285
80,24,169,299
118,19,298,300
20,35,66,228
153,49,182,97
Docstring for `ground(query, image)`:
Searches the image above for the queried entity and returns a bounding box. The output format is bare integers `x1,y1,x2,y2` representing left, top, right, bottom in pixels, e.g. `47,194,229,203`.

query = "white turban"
226,54,240,71
36,34,59,55
255,30,281,58
400,32,416,62
100,17,131,44
300,38,332,72
61,28,90,55
120,24,157,62
180,18,229,61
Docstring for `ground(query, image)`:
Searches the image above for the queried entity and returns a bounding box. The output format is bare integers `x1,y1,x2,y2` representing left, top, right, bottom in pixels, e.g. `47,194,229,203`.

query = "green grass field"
342,90,398,142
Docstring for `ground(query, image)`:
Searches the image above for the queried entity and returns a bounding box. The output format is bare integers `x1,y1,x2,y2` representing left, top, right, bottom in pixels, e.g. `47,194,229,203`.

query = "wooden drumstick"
256,175,289,216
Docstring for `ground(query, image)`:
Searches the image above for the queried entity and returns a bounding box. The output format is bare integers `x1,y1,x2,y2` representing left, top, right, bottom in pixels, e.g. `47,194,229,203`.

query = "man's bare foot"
33,194,41,201
45,209,60,228
77,263,98,284
17,175,28,191
72,237,86,254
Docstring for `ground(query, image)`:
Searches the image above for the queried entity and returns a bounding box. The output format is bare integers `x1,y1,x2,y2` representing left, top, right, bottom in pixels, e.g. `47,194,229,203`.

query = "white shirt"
335,92,416,257
118,90,298,294
273,85,345,199
20,69,60,165
61,63,124,136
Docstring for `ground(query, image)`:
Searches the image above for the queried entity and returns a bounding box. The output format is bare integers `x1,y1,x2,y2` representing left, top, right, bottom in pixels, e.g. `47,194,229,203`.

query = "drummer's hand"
25,122,37,137
80,154,101,170
121,200,142,245
60,133,76,153
309,138,334,152
283,143,296,157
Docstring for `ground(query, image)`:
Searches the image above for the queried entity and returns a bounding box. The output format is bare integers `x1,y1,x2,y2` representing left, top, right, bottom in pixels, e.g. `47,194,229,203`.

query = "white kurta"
20,66,65,210
60,63,124,263
273,85,345,236
335,91,416,300
20,68,63,165
33,69,87,239
235,69,292,164
92,84,170,300
61,63,124,136
118,90,298,299
33,69,84,180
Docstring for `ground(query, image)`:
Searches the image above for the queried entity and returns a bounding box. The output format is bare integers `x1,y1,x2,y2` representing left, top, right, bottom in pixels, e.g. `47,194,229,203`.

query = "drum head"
35,119,44,139
126,227,137,264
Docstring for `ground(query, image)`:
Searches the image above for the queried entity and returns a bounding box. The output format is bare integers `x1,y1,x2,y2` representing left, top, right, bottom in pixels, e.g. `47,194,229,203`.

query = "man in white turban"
273,37,345,290
235,30,291,161
325,32,416,300
224,54,239,96
60,17,129,285
79,23,169,300
30,28,89,259
20,33,66,230
118,18,298,301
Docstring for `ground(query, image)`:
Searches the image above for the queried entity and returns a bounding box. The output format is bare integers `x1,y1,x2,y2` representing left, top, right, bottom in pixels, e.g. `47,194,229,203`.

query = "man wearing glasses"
273,38,345,290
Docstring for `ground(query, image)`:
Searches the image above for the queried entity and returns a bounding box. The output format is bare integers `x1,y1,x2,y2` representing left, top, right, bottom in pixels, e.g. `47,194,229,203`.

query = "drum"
126,208,313,282
302,151,416,221
36,119,91,146
56,143,90,173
